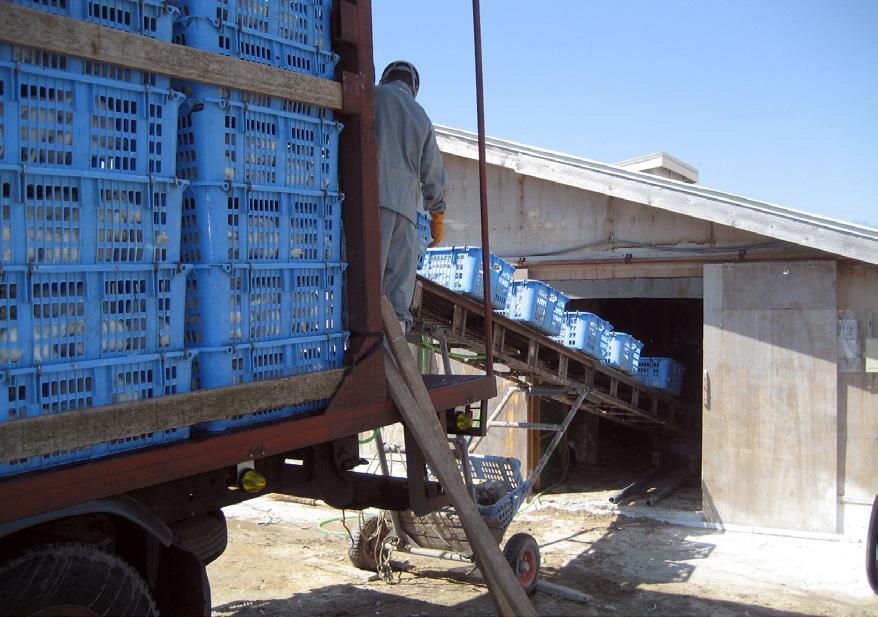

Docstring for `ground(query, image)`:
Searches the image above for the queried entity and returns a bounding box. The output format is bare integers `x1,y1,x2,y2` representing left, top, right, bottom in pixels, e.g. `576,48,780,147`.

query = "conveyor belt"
411,277,693,435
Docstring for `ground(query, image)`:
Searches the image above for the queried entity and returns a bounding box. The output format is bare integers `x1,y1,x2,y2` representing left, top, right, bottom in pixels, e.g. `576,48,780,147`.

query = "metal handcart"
348,380,587,597
349,446,541,593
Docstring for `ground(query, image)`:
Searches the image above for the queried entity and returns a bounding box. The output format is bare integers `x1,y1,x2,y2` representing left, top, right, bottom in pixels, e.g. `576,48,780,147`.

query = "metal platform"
412,277,693,435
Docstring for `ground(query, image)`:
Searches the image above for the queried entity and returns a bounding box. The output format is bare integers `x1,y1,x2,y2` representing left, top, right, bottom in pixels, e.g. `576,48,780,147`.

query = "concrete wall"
837,263,878,537
441,153,768,263
702,261,839,533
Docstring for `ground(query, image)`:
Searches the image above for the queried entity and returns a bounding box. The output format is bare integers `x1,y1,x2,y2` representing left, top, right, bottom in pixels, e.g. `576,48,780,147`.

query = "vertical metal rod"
468,386,517,452
437,330,454,375
527,388,589,494
374,430,412,546
471,0,494,377
454,436,478,503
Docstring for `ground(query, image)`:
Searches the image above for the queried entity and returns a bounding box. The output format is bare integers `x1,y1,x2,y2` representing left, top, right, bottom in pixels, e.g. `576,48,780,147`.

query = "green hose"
358,429,379,445
317,513,361,536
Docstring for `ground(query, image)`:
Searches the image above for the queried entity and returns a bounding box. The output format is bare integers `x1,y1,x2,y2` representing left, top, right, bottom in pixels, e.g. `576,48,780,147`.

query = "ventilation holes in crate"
33,275,86,363
102,273,149,354
0,279,21,366
248,192,281,261
98,182,146,263
19,76,75,167
27,175,81,264
152,188,169,262
112,362,155,403
248,271,283,340
148,101,164,175
1,177,12,263
41,370,93,413
180,193,201,262
91,90,138,172
184,276,203,345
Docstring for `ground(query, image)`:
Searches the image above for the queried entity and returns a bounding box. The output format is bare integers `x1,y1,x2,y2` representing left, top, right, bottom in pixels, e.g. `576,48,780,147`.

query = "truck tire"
0,543,158,616
172,509,228,565
348,514,389,572
503,532,541,595
868,494,878,594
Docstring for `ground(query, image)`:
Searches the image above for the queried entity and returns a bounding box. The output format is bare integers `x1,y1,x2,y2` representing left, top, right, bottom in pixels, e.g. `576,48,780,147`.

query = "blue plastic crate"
185,262,345,347
416,211,430,269
9,0,178,41
603,332,643,375
180,183,342,263
418,246,514,309
0,350,194,476
637,357,685,396
427,454,527,537
504,279,568,336
0,166,185,265
0,47,182,175
192,332,346,432
556,311,613,360
0,264,189,368
174,0,338,78
176,86,341,191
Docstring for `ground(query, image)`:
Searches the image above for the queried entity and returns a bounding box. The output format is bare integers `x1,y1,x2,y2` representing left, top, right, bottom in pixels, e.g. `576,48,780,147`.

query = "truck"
0,2,699,614
0,1,497,614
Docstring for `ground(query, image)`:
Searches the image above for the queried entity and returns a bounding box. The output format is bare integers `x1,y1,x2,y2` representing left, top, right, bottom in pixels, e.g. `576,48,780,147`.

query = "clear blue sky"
373,0,878,227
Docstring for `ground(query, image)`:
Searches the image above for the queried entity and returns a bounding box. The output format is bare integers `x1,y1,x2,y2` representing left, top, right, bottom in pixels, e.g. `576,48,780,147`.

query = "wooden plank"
1,368,345,460
528,260,704,281
0,4,342,109
382,298,536,617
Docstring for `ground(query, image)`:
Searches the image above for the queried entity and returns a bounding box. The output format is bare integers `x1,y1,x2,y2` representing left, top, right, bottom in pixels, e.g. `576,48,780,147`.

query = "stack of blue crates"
0,0,194,476
418,246,515,309
504,280,569,336
174,0,347,432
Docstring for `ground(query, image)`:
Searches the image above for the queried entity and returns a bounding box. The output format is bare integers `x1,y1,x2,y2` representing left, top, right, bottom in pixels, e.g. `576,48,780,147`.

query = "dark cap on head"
380,60,420,98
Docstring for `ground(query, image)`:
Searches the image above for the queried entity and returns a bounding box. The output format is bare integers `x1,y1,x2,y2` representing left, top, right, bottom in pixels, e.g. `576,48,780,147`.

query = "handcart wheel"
348,514,390,572
503,532,541,595
867,494,878,594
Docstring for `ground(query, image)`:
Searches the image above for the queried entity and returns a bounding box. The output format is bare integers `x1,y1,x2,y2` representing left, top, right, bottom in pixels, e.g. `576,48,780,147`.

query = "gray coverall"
374,80,448,330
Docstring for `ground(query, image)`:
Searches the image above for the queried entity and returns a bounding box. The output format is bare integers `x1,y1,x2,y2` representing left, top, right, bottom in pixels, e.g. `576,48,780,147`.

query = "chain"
372,512,400,584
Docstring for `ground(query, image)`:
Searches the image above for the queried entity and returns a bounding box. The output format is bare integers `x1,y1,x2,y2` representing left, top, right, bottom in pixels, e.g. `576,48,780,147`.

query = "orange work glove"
428,211,445,248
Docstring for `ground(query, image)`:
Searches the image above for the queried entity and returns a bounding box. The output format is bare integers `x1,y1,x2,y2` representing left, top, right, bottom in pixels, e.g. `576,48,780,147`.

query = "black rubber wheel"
172,509,228,565
503,532,541,595
348,514,390,572
867,494,878,594
0,543,158,617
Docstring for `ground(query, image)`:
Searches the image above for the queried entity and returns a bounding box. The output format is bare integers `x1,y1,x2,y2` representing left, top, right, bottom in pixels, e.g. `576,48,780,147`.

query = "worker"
374,60,448,334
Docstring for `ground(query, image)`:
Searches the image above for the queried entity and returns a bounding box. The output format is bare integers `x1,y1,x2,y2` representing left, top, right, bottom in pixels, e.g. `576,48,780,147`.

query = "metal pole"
374,430,412,546
608,467,664,504
471,0,494,377
455,436,478,503
468,386,517,452
526,388,589,494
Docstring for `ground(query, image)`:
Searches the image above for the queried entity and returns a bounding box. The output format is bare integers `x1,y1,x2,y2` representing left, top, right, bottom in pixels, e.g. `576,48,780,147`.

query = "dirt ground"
207,486,876,617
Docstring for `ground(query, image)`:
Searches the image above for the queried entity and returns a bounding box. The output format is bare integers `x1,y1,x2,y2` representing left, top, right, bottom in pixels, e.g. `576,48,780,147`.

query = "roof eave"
434,125,878,266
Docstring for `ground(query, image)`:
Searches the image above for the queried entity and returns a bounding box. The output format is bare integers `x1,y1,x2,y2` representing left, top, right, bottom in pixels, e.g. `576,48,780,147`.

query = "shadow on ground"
212,565,825,617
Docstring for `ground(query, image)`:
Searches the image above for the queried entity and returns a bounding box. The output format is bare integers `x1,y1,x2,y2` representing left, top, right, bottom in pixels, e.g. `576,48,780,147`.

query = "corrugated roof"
435,125,878,266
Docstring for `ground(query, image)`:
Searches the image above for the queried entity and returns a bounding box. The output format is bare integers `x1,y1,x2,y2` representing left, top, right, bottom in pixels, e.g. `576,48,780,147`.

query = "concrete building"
434,125,878,538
